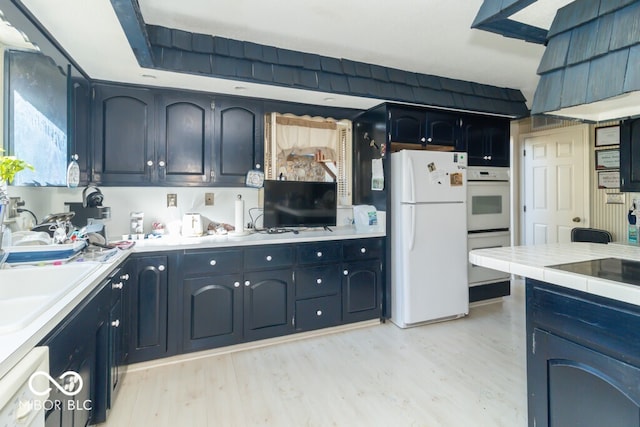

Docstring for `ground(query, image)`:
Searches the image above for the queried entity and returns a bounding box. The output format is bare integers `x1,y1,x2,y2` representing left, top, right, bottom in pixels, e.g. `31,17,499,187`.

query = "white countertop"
0,226,385,380
469,242,640,306
0,250,131,380
131,226,386,252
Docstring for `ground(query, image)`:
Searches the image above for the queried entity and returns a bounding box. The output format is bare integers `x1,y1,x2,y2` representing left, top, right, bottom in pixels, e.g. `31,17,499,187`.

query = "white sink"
0,263,101,334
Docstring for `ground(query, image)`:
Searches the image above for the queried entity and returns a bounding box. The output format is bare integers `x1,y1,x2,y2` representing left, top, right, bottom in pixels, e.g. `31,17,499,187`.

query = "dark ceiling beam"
472,0,547,45
110,0,154,68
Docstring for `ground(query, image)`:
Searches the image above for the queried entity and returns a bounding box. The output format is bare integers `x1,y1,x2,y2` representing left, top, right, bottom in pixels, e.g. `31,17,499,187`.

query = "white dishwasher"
0,347,49,427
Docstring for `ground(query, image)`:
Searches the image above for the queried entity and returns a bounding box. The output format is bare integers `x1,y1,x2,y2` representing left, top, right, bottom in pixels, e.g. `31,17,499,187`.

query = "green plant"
0,149,34,184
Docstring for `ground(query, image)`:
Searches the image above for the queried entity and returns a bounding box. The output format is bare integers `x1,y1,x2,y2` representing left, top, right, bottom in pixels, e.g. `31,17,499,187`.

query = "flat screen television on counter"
263,180,337,229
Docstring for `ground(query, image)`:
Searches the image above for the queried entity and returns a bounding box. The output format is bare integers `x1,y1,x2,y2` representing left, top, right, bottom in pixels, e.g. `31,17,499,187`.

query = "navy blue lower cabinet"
128,255,170,364
41,278,110,427
182,274,243,352
526,279,640,427
243,268,294,341
342,259,382,323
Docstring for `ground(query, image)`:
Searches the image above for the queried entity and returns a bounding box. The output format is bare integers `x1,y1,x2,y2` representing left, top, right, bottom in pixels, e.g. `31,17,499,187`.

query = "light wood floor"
104,281,527,426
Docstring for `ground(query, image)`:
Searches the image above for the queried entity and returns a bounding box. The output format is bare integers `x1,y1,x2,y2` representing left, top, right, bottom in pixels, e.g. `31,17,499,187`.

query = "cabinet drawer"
343,238,383,261
295,265,341,298
295,295,341,331
296,242,341,265
244,245,294,270
183,249,243,276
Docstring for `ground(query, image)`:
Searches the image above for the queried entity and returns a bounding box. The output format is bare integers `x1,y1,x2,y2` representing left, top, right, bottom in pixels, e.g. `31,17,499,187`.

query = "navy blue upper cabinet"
390,107,425,143
92,84,155,184
213,98,264,185
70,76,91,185
389,106,462,148
156,93,213,184
620,118,640,192
427,111,462,148
463,115,510,167
93,84,214,185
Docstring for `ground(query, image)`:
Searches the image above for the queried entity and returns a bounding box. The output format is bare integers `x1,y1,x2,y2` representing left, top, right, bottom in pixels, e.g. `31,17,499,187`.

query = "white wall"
9,185,356,239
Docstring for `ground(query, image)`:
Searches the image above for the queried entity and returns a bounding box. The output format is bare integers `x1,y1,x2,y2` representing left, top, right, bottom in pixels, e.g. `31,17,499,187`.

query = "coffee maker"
65,185,111,241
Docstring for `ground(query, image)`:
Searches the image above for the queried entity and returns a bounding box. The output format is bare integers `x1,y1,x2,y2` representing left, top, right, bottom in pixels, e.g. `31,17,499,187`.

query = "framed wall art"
595,149,620,170
597,170,620,189
595,125,620,147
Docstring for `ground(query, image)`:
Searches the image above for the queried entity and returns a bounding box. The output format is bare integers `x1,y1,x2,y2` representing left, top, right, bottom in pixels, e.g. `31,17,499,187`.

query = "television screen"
263,180,337,229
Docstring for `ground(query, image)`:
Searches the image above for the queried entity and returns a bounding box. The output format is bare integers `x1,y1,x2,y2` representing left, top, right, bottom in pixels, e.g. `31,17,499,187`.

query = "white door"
523,125,589,245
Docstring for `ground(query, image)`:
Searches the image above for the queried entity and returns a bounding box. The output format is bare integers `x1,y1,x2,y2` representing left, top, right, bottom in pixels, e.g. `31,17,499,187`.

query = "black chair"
570,227,612,244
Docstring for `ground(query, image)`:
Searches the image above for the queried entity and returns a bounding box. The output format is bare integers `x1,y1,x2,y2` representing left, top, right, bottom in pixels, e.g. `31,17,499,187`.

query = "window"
6,50,68,186
264,113,352,205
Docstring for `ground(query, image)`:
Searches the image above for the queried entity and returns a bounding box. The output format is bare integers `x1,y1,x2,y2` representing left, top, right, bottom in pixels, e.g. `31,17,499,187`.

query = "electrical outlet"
167,193,177,207
205,192,214,206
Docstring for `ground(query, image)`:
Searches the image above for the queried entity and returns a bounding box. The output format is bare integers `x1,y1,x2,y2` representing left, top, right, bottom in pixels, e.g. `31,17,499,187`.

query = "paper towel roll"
234,196,244,233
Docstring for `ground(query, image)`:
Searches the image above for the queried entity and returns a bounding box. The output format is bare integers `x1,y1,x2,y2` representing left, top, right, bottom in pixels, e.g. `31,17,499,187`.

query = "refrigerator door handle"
408,204,416,251
407,155,415,202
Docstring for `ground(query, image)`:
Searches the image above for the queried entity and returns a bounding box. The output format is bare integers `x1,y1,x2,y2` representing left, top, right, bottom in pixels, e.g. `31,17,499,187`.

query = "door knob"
572,217,581,223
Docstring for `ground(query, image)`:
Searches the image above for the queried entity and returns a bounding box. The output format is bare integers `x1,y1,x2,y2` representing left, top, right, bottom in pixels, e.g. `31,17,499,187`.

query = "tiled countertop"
469,242,640,306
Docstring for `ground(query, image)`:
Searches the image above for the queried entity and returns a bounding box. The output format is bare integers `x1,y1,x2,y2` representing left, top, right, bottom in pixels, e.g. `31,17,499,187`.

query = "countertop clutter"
132,225,386,252
469,242,640,306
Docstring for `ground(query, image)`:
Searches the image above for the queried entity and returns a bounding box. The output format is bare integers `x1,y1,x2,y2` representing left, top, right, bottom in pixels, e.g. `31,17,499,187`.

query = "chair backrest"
570,227,612,244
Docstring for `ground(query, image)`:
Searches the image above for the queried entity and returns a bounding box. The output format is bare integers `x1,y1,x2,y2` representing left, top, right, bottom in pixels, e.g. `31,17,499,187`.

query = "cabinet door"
183,274,243,352
621,118,640,191
214,98,264,185
243,268,294,341
70,76,91,185
92,84,155,184
129,255,168,363
484,119,510,167
389,107,425,143
529,329,640,427
426,111,460,147
342,260,382,323
464,115,510,167
156,93,213,184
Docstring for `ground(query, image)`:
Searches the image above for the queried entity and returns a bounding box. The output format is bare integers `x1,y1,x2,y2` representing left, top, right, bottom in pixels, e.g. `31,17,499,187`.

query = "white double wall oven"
466,167,511,295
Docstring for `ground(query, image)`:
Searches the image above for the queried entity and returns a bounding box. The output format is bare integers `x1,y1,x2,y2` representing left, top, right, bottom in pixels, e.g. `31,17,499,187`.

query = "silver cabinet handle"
158,160,166,167
360,247,367,253
316,310,323,316
420,137,426,143
255,163,261,169
147,160,154,167
245,280,251,287
234,282,240,288
343,270,349,276
112,319,120,328
316,278,322,285
210,259,217,266
158,265,165,272
266,255,272,261
112,282,124,290
120,273,130,281
317,251,323,257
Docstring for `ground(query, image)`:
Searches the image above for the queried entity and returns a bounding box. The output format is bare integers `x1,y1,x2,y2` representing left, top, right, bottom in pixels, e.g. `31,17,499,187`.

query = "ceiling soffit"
110,0,529,118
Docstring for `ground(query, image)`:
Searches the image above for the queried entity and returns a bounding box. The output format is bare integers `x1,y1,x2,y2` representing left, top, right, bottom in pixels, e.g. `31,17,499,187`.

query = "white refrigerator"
390,150,469,328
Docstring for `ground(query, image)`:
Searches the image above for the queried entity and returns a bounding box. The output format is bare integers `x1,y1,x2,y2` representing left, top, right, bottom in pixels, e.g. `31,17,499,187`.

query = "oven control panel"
467,167,510,181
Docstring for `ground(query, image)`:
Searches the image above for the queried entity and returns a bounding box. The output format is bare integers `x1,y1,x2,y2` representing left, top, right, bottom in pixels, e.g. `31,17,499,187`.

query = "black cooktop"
548,258,640,287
